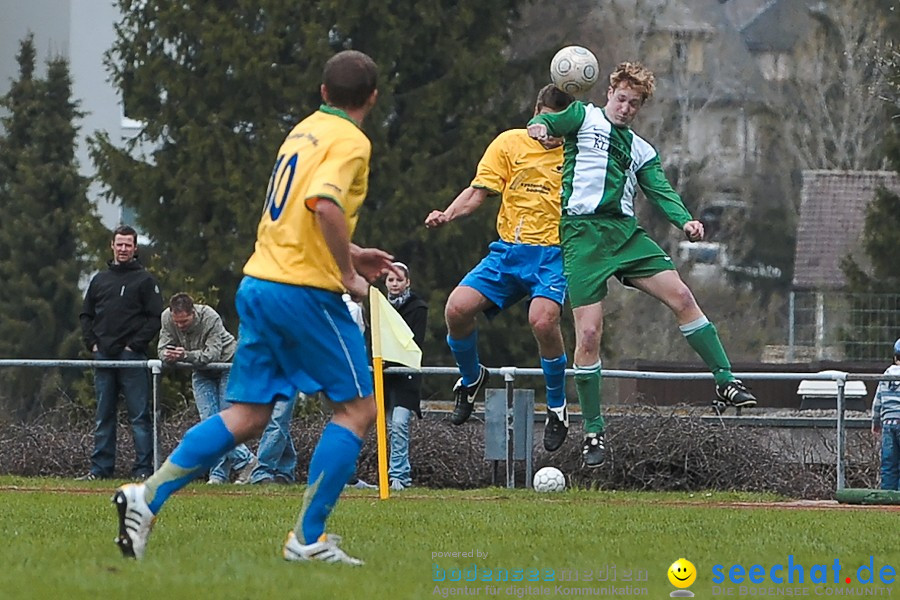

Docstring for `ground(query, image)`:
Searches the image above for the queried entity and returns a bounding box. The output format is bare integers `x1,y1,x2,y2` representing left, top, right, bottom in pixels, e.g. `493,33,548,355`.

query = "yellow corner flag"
369,287,422,369
369,287,423,500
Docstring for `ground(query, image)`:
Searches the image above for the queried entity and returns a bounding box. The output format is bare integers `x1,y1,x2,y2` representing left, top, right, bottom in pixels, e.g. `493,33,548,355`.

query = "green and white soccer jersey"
529,101,694,307
530,100,692,222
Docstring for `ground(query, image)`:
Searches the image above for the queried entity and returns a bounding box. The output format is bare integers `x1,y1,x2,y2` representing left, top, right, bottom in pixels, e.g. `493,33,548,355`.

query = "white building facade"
1,0,139,230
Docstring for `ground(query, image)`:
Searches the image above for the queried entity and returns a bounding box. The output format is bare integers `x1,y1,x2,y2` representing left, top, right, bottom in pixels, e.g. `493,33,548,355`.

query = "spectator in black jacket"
78,225,164,480
383,262,428,490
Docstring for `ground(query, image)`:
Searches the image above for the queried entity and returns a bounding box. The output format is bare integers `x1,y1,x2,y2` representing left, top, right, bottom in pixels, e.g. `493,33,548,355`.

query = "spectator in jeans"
159,293,257,484
79,225,163,480
872,338,900,490
383,262,428,490
249,394,298,484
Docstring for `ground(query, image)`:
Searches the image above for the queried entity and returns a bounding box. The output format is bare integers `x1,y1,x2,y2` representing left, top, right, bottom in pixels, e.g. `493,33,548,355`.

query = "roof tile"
793,170,900,290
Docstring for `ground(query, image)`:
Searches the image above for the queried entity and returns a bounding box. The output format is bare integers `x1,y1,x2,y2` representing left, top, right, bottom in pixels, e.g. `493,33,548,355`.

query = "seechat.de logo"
712,556,896,585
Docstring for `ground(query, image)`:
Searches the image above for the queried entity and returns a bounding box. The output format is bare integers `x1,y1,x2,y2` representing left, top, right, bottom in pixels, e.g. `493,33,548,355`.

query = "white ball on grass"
533,466,566,493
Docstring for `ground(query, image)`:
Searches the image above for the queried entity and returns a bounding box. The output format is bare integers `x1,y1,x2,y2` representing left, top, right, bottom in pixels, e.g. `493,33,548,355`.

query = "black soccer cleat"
543,405,569,452
716,379,757,408
449,365,489,425
581,432,605,468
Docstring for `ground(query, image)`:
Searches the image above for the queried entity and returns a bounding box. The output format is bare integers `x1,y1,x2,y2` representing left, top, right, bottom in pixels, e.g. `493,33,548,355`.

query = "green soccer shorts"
560,216,676,308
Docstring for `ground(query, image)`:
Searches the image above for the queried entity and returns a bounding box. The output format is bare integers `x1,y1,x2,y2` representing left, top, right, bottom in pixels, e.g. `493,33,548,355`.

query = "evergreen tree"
0,35,104,415
90,0,541,372
337,1,531,369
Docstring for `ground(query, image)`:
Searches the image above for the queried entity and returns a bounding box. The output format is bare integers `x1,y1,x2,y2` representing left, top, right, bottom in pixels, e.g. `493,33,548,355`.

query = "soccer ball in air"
550,46,599,95
532,466,566,493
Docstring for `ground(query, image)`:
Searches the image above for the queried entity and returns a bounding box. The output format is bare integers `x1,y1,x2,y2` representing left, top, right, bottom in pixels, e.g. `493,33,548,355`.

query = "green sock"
682,319,732,386
574,361,604,434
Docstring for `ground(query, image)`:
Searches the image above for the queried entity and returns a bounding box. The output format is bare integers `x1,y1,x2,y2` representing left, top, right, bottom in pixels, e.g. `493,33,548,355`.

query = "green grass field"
2,476,899,599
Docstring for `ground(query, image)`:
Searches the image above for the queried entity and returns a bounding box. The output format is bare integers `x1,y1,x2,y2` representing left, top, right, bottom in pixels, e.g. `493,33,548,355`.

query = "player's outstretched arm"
528,101,585,138
350,244,402,282
424,187,488,229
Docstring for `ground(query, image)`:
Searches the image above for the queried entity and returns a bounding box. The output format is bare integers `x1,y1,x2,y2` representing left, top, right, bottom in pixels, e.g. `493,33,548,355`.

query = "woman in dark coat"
384,262,428,490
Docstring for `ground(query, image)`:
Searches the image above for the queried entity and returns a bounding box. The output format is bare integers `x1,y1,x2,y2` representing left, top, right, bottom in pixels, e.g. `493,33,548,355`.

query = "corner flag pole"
373,355,390,500
369,288,391,500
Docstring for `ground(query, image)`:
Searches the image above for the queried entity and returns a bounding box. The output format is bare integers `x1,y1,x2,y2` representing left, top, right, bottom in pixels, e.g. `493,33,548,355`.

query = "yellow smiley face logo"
668,558,696,588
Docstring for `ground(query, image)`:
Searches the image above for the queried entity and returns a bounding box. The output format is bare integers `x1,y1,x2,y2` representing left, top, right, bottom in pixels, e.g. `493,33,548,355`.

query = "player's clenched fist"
424,210,450,229
526,123,548,142
683,220,704,242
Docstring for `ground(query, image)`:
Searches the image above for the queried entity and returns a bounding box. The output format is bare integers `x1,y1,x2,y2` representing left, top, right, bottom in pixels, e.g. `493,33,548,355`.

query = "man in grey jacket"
872,338,900,490
159,293,256,483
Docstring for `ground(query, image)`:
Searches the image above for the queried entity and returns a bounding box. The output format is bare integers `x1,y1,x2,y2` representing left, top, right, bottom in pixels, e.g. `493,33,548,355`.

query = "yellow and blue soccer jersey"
471,129,563,246
243,105,371,292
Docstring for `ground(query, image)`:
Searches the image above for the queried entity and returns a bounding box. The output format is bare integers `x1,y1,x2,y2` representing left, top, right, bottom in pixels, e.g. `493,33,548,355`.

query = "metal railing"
0,359,896,492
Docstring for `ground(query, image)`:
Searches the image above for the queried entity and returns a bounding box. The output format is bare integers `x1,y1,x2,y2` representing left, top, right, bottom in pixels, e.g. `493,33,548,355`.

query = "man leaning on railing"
159,293,257,484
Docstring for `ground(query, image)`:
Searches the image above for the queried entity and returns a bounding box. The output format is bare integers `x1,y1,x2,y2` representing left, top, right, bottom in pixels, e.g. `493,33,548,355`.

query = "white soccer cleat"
112,483,156,560
283,531,364,566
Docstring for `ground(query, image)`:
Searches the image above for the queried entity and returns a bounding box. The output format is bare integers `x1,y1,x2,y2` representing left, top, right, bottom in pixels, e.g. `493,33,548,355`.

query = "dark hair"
112,224,138,245
535,84,574,114
323,50,378,109
391,261,410,278
169,292,194,314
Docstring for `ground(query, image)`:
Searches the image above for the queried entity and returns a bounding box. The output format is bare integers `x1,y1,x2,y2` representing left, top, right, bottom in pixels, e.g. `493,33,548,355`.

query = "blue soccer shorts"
459,240,567,317
226,276,373,405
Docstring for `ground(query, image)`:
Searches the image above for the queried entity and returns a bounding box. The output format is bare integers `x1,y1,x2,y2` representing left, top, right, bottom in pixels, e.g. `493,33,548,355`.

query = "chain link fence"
788,291,900,362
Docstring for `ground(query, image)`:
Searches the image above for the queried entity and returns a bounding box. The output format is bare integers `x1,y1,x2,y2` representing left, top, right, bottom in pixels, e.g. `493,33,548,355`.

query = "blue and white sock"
297,422,363,544
447,330,481,387
541,354,567,411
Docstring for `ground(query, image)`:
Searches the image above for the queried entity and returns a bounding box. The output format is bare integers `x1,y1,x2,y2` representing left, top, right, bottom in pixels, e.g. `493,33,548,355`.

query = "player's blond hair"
609,62,656,102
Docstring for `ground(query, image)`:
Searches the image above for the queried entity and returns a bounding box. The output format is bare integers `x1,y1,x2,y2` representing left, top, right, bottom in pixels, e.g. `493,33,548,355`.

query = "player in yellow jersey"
111,50,398,566
425,85,574,453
